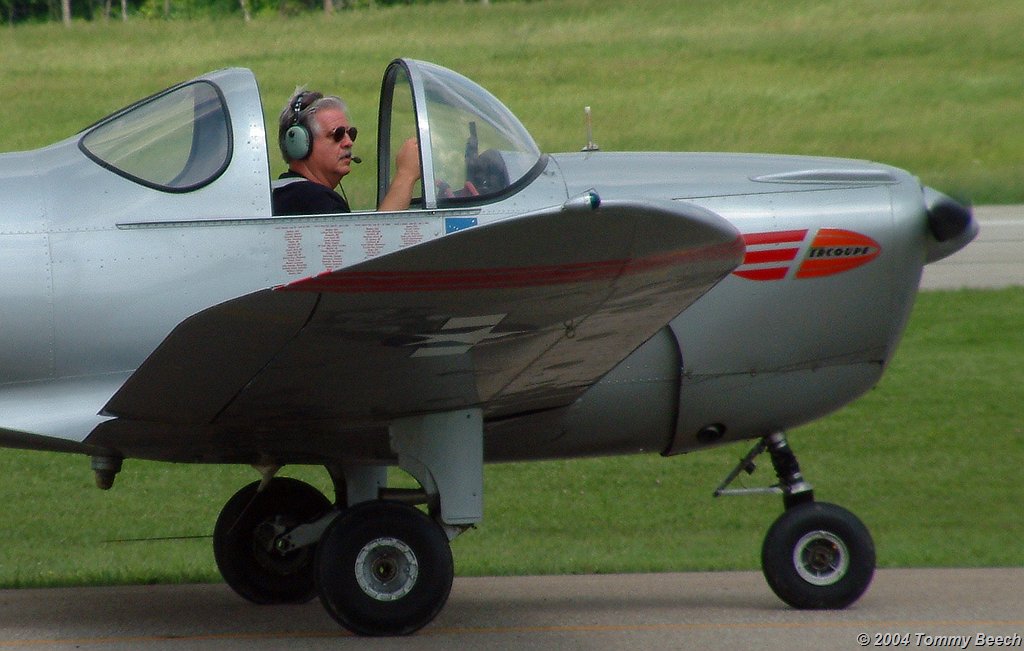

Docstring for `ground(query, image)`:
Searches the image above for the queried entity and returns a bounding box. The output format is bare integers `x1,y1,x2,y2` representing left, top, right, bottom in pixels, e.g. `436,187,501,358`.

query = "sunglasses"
325,125,358,143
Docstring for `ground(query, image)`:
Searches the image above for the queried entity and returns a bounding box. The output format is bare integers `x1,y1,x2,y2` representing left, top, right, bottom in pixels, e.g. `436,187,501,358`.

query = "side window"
80,81,231,192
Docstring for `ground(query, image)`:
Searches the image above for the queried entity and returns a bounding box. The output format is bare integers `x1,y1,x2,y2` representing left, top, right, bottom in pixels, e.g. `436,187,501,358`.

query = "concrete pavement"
2,569,1022,649
921,205,1023,290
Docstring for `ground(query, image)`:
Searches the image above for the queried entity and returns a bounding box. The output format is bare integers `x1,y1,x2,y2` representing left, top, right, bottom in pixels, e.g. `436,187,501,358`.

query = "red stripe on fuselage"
277,240,742,294
741,230,808,246
742,248,800,265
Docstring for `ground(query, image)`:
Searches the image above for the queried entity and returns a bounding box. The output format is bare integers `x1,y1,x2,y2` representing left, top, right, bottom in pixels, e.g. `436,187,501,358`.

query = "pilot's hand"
394,138,421,182
378,138,421,212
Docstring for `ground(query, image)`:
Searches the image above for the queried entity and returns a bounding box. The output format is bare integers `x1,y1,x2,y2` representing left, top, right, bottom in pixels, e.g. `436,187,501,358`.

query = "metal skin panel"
0,234,53,382
483,327,683,461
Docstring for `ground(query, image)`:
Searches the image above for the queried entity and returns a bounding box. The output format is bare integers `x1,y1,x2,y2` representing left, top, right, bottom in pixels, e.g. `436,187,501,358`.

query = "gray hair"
277,87,349,162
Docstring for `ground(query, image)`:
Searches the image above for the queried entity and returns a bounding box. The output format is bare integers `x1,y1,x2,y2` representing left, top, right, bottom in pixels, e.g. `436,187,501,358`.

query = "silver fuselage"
0,67,975,464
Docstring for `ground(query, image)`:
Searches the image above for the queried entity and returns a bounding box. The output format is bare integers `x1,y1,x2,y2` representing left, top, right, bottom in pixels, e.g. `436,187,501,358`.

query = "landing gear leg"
315,408,483,636
715,431,875,609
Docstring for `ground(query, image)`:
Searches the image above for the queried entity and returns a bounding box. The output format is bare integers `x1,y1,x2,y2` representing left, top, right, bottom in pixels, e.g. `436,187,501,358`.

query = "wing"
91,198,742,461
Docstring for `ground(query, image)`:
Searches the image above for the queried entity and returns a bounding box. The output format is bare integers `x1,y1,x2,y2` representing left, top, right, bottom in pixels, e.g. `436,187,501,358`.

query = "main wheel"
214,478,332,605
316,500,454,636
761,501,875,609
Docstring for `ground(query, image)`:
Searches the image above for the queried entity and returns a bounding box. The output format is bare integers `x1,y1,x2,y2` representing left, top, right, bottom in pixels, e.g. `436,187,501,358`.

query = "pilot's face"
309,108,356,185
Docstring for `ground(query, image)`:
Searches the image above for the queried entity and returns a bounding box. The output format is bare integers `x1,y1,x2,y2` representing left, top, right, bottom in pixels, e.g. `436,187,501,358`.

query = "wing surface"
98,198,741,449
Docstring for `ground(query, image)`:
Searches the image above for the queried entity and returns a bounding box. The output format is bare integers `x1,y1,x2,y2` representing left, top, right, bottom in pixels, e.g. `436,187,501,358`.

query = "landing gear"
213,477,331,604
316,500,454,636
762,501,875,609
715,432,875,609
212,409,483,636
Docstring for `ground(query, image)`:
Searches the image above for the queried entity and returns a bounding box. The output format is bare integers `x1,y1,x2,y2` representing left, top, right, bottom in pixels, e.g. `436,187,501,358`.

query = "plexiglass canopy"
377,59,544,210
80,81,232,193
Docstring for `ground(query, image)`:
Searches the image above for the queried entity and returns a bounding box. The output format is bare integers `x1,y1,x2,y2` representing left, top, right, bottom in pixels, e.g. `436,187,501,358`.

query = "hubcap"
793,530,849,586
354,537,419,601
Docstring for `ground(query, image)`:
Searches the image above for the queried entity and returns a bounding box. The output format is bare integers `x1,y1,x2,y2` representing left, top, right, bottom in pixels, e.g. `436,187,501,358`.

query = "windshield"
379,60,542,210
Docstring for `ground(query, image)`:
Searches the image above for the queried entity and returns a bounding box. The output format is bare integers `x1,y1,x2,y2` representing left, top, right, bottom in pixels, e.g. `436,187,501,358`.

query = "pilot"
272,89,420,215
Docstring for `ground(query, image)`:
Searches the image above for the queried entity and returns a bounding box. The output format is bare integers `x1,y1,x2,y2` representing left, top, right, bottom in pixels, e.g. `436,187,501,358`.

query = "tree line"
3,0,490,25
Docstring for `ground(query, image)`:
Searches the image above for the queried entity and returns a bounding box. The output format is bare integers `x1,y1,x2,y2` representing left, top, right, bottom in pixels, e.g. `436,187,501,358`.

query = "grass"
1,0,1022,206
1,289,1021,587
0,0,1021,586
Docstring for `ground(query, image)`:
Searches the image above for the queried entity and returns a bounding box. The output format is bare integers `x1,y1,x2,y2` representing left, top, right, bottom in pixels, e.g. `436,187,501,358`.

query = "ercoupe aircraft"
0,59,976,635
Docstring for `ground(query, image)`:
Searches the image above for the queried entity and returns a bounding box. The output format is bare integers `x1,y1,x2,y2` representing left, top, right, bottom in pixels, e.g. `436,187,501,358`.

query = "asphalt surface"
2,569,1023,649
1,206,1020,650
920,205,1023,289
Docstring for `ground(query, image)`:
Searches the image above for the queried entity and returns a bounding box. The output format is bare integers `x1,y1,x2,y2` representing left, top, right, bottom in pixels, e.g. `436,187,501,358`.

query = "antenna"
582,106,599,152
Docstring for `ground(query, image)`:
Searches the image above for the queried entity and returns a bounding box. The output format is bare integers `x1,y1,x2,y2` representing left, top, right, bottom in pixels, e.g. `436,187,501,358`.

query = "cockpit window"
80,81,231,193
379,60,543,210
416,62,541,206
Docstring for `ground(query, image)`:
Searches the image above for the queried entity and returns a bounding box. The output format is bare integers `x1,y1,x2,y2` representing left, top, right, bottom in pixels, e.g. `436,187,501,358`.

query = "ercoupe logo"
734,228,881,281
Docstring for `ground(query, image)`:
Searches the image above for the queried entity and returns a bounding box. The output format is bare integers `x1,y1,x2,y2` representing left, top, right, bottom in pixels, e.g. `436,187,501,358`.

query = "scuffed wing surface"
101,199,742,434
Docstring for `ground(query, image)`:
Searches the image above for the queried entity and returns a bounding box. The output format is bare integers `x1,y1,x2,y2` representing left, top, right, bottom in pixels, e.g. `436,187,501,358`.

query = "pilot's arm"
378,138,421,212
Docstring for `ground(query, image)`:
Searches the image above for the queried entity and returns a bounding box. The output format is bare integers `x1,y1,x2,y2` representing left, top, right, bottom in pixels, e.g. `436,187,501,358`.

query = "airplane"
0,59,976,636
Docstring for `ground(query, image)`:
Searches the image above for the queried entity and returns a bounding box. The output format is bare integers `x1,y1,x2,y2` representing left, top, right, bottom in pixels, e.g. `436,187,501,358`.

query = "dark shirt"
272,171,351,216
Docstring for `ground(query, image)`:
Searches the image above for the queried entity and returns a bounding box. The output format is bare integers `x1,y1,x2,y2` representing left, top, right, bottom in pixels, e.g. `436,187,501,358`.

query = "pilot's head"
278,88,358,188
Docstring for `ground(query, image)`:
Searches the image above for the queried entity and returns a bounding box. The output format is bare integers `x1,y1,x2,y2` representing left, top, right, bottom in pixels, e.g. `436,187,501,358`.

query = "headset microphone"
351,156,363,164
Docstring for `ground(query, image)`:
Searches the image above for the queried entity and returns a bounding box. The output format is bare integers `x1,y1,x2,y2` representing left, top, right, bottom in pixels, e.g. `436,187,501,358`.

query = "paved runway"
1,206,1020,649
921,205,1023,290
2,569,1022,649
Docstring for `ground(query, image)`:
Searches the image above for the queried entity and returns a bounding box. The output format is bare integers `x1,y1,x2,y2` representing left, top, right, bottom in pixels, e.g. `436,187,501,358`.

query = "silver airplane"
0,59,976,636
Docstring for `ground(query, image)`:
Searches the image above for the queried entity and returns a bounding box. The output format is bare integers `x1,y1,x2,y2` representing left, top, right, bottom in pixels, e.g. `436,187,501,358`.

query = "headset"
284,92,319,161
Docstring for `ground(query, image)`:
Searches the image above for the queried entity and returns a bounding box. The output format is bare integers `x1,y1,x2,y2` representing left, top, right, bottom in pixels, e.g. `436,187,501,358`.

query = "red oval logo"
733,228,882,281
796,229,881,278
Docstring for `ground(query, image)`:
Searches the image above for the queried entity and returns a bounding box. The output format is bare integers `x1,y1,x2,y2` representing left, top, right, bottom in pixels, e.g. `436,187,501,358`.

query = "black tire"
214,478,332,605
316,500,454,636
761,501,875,609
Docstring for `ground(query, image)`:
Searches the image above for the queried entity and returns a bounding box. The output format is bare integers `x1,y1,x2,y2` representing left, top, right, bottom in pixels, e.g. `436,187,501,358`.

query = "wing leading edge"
92,198,742,461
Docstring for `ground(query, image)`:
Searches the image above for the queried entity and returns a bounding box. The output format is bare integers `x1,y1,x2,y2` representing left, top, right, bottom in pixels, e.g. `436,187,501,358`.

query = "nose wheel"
761,501,875,609
715,432,876,609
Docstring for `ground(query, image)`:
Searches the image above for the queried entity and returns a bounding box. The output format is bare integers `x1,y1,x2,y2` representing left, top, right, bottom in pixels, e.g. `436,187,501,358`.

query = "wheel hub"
793,530,849,586
355,537,419,601
252,517,308,575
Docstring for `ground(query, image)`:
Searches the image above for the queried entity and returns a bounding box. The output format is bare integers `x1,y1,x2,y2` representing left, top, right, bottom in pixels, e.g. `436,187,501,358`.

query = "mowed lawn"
1,291,1020,588
2,0,1022,205
0,0,1021,587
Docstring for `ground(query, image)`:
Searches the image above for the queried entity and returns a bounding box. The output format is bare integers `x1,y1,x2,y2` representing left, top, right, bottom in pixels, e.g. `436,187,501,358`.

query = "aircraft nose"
923,187,978,263
925,187,973,242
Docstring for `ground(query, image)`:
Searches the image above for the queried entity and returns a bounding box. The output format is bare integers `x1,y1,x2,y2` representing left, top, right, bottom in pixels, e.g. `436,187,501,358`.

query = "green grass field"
2,0,1022,206
2,289,1022,588
0,0,1021,587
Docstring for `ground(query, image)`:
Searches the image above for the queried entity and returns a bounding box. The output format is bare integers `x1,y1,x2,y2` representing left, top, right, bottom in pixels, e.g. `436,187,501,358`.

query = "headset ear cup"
285,124,312,160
